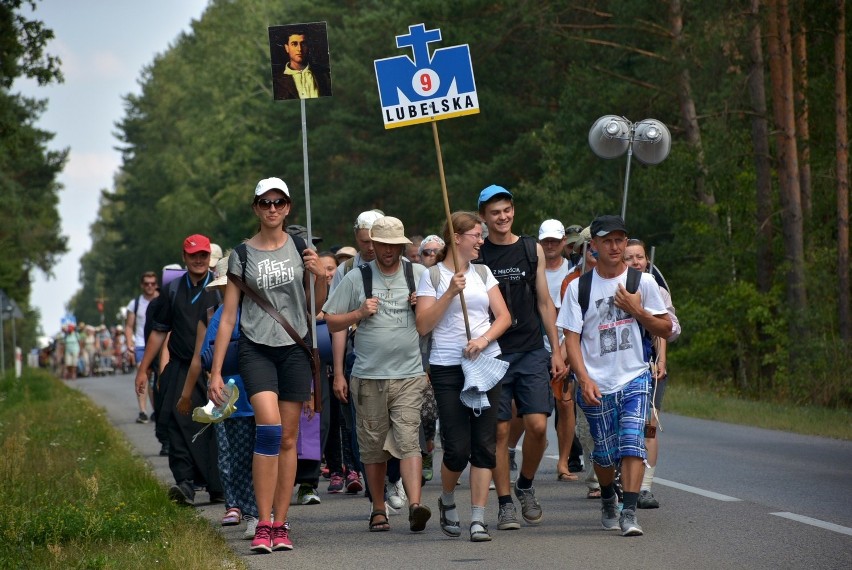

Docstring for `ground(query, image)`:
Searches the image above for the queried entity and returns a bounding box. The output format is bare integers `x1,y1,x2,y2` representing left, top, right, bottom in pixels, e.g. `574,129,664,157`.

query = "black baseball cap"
590,215,628,237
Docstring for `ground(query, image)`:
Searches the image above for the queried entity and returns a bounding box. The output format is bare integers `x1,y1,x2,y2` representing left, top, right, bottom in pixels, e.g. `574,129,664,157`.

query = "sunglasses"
142,281,157,287
421,249,439,257
255,198,289,210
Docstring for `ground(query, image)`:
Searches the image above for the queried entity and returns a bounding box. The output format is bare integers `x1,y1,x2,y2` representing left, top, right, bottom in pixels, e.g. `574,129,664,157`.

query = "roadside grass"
0,369,245,570
666,383,852,440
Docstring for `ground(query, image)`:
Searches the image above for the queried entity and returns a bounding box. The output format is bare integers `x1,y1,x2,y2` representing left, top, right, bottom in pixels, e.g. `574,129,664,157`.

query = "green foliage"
0,368,244,569
68,0,850,406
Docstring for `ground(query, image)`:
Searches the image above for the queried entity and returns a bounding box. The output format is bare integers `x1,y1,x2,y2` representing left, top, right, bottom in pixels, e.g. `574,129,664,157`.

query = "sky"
14,0,210,333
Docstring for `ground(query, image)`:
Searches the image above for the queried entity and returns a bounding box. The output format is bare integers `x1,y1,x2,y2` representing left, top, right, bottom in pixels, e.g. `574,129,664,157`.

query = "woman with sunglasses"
208,177,326,554
418,235,445,268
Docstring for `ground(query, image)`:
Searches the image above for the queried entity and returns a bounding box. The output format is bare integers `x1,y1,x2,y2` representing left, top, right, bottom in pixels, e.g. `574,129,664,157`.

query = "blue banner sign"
374,23,479,129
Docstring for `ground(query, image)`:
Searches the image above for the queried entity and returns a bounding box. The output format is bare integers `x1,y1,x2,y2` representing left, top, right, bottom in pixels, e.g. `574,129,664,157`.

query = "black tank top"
478,237,543,354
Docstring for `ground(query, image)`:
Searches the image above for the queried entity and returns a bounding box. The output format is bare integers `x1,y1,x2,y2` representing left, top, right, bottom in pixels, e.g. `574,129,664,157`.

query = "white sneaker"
387,479,406,509
243,516,258,539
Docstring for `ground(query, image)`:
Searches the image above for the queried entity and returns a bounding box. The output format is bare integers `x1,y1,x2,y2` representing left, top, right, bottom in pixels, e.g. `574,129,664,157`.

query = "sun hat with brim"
209,243,223,268
334,246,357,262
369,216,411,245
207,256,229,289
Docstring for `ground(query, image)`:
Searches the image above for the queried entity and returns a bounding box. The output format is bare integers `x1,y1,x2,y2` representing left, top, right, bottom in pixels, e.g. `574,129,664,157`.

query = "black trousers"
431,364,502,472
160,358,222,493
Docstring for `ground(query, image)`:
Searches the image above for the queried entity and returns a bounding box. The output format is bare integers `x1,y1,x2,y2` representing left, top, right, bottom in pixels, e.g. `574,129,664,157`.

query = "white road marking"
770,512,852,536
653,478,742,502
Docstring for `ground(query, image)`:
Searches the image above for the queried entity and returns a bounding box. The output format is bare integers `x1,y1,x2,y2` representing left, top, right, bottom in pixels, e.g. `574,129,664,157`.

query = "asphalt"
68,372,852,570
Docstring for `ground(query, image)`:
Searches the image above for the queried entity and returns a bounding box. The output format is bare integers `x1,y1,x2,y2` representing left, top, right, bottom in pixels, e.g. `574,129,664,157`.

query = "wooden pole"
431,121,471,339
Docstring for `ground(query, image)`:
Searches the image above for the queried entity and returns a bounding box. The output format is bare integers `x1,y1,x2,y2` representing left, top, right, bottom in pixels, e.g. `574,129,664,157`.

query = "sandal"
438,498,461,538
469,521,492,542
587,487,602,499
409,503,432,532
369,510,390,532
221,507,241,526
558,472,579,482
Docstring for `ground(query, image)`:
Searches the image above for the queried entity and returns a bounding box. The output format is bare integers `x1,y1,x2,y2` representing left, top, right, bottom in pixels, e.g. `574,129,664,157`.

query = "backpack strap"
402,260,416,313
626,266,641,294
578,270,593,320
344,256,355,275
472,264,489,285
358,263,373,299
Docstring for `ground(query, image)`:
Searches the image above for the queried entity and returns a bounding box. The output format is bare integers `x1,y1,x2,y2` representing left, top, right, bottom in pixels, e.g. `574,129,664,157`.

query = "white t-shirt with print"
557,267,667,394
416,262,501,366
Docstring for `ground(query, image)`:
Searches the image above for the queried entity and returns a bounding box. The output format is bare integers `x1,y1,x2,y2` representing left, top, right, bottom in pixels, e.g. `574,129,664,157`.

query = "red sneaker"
272,522,293,551
345,471,363,494
250,522,272,553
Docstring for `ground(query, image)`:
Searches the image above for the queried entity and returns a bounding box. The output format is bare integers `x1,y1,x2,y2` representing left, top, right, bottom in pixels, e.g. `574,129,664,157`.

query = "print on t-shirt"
256,258,295,289
375,289,410,328
595,295,636,356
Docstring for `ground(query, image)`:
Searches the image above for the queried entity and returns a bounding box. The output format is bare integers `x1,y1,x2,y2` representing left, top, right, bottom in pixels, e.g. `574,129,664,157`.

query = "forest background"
3,0,849,408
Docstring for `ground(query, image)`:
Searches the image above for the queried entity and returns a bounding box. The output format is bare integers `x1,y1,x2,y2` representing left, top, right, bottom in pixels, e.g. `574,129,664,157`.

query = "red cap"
183,234,211,254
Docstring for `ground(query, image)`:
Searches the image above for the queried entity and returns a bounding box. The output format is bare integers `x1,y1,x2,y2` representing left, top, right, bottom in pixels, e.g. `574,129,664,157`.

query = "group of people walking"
124,176,679,554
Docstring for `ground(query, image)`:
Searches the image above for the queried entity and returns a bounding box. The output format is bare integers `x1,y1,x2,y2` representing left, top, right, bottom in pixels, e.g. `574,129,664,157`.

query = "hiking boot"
619,508,644,536
422,452,434,481
250,522,272,553
159,442,170,456
243,516,258,539
272,523,293,550
497,502,521,530
513,482,543,525
136,412,149,424
601,494,620,530
387,479,406,509
328,472,345,494
168,480,194,506
345,471,363,494
297,484,321,505
637,489,659,509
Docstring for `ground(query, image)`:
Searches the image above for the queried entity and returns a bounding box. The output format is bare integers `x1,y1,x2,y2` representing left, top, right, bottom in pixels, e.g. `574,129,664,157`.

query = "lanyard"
186,272,211,305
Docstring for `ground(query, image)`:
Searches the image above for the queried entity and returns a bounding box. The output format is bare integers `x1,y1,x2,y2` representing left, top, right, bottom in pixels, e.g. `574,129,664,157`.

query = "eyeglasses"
256,198,289,210
460,233,483,240
421,249,439,257
142,281,157,287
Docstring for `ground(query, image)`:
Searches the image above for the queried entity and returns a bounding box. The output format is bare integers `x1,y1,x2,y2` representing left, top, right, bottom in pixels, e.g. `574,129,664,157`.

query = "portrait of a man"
269,22,333,100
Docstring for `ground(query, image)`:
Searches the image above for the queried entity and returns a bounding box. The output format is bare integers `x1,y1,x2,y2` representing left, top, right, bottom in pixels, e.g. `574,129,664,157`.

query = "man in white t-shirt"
538,219,575,482
125,271,159,424
557,215,671,538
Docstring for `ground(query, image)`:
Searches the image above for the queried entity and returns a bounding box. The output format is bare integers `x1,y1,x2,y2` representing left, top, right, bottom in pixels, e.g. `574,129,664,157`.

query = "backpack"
130,295,143,319
577,266,652,360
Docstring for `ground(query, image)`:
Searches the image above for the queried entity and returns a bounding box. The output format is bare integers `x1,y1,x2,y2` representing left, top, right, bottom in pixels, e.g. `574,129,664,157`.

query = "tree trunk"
767,0,808,346
836,0,850,340
793,5,812,227
748,0,774,295
668,0,717,218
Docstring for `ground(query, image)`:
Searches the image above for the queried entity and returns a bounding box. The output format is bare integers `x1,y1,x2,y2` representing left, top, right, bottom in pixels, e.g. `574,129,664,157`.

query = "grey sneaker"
513,482,543,525
637,489,659,509
497,502,521,530
601,494,620,530
619,508,644,536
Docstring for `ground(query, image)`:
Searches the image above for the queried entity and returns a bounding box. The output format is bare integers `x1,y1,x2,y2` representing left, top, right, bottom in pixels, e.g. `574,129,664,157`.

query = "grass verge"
0,369,245,570
666,382,852,440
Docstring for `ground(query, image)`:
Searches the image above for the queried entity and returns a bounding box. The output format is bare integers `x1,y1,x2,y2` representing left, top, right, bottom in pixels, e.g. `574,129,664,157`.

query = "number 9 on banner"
412,68,440,96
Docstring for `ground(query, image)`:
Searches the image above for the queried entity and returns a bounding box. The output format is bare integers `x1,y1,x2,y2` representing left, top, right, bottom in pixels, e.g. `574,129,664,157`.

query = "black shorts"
238,336,312,402
498,348,554,420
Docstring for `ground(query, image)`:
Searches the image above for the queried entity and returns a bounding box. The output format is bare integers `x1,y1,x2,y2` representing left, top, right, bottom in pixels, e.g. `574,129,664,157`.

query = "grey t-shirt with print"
322,260,425,379
228,238,307,347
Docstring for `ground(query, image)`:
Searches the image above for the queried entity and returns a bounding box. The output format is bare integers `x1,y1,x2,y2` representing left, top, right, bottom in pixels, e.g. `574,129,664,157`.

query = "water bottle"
210,378,236,419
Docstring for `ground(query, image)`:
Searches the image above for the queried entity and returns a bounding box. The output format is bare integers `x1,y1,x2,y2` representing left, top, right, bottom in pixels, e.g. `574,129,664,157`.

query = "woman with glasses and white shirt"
415,211,511,542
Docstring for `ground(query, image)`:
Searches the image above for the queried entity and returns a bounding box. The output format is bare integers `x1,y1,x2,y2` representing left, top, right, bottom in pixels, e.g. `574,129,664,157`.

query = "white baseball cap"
254,177,290,198
538,219,566,241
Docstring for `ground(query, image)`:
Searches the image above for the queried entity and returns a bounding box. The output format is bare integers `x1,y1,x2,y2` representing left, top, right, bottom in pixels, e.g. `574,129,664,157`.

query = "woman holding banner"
208,177,326,554
415,211,511,542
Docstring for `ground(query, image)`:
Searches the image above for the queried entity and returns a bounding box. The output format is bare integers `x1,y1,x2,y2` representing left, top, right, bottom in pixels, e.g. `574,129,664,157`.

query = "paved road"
69,372,852,570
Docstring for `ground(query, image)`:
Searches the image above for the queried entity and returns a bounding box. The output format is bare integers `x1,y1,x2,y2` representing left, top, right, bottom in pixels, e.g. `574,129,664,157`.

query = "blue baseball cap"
478,185,513,209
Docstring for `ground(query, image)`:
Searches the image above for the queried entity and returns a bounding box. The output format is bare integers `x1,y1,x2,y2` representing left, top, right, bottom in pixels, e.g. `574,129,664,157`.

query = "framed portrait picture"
269,21,332,100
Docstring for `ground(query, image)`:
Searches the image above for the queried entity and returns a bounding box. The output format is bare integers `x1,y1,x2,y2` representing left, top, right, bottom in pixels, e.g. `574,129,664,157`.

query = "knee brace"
254,424,282,456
